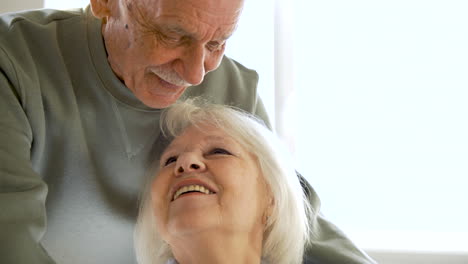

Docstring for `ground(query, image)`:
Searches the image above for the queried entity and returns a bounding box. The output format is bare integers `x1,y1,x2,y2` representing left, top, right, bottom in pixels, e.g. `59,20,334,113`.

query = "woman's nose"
174,152,206,175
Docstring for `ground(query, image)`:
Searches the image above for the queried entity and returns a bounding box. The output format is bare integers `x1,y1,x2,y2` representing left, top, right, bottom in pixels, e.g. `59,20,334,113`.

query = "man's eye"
209,148,232,155
165,35,181,43
164,156,178,166
160,34,181,44
155,31,183,46
206,41,225,52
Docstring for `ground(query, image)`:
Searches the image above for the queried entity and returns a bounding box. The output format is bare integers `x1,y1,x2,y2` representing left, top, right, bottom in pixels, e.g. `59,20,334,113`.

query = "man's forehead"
131,0,243,15
136,0,243,23
130,0,243,34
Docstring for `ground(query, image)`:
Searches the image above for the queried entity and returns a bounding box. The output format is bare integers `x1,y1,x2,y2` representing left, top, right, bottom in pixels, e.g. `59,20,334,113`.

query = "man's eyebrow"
160,24,194,37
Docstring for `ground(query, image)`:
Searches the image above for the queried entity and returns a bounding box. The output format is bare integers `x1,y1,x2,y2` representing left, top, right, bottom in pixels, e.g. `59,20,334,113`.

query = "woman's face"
151,123,271,242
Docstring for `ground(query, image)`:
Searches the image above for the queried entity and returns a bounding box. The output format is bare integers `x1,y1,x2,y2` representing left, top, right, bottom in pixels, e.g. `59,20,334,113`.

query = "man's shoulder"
0,8,83,33
187,55,259,97
196,55,259,93
0,8,87,95
215,55,259,82
0,8,85,55
183,55,260,113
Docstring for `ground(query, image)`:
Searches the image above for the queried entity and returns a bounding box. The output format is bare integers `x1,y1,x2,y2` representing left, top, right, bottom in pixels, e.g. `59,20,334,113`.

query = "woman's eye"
164,156,177,166
209,148,232,155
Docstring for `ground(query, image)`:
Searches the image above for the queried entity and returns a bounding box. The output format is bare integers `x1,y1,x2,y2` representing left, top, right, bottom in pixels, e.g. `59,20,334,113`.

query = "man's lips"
145,73,186,98
147,67,191,87
157,75,183,90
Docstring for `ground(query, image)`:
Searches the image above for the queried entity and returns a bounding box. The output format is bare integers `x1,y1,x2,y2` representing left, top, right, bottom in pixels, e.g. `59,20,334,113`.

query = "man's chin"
139,87,187,109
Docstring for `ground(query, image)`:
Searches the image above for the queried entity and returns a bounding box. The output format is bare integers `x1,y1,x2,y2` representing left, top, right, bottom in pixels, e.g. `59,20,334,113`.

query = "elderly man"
0,0,374,263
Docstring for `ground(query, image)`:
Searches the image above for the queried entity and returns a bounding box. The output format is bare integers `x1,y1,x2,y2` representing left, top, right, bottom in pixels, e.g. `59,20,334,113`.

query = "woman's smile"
151,123,270,242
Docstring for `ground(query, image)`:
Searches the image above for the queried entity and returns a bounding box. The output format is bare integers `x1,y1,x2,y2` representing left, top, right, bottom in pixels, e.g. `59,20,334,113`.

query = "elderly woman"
134,99,314,264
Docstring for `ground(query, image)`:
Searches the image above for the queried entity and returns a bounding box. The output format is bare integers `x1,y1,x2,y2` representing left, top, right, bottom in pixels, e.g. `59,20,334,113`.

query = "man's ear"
90,0,111,19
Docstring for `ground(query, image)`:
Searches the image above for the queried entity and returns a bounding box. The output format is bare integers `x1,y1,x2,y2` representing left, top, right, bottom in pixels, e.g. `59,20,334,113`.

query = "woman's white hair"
134,99,314,264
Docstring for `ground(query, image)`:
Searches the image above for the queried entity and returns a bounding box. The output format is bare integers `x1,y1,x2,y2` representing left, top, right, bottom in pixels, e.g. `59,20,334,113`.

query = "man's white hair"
134,98,314,264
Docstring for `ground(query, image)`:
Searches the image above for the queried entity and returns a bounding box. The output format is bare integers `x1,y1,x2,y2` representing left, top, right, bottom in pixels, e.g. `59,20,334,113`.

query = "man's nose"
176,45,219,86
179,44,206,85
174,152,206,176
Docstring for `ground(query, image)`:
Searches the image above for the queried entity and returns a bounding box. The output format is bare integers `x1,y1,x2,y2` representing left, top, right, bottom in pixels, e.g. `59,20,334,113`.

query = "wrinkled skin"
90,0,244,108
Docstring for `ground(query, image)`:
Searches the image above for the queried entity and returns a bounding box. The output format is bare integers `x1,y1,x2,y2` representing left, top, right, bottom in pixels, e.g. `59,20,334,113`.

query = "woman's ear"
262,196,274,225
90,0,111,19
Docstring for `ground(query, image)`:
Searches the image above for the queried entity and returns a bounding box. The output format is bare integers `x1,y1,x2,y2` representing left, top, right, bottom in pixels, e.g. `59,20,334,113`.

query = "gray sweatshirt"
0,6,374,264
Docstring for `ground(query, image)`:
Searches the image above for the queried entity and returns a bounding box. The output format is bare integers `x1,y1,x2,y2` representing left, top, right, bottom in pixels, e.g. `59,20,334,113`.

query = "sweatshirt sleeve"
253,96,272,130
0,49,55,264
298,172,377,264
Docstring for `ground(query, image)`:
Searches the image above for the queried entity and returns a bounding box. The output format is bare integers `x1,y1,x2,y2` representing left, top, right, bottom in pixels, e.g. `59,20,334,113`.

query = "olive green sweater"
0,6,374,264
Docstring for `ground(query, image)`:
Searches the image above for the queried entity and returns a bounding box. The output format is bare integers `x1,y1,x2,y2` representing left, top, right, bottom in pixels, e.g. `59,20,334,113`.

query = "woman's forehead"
162,124,234,152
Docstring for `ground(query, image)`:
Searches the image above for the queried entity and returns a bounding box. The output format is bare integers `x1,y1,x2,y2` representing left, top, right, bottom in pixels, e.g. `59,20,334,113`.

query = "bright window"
43,0,89,10
227,0,468,255
291,0,468,253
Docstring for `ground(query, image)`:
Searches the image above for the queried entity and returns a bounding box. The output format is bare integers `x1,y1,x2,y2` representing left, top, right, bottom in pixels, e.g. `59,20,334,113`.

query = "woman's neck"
169,230,264,264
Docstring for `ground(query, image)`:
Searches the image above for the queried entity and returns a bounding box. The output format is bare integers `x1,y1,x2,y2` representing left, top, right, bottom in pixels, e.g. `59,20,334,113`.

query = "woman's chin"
167,217,219,239
166,195,220,237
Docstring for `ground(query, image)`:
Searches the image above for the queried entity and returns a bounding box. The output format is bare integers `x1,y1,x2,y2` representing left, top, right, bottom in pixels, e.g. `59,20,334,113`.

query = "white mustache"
149,67,192,87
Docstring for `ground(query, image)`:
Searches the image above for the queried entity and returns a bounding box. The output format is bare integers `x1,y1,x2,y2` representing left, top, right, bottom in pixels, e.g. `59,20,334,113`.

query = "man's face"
99,0,243,108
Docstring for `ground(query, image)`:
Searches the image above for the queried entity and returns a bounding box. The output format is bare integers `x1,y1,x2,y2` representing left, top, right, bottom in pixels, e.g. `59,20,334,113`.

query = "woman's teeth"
173,185,214,200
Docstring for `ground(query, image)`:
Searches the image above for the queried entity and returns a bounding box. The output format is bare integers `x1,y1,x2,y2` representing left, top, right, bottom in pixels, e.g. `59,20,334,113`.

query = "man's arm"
0,63,55,263
298,172,377,264
252,95,272,130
